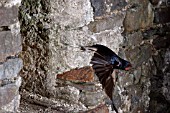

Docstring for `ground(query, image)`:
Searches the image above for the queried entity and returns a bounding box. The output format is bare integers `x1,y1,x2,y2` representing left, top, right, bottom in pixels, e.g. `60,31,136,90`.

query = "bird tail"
111,101,118,113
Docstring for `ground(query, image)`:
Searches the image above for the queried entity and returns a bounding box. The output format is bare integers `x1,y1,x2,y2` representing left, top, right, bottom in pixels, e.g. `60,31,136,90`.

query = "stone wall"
0,0,22,112
148,0,170,112
19,0,170,113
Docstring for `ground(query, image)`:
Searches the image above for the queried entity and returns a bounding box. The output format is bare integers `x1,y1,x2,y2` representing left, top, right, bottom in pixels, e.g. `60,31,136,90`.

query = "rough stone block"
80,90,105,108
90,0,127,17
152,35,170,49
124,0,154,32
0,85,17,107
0,0,21,7
56,86,80,103
126,44,152,68
125,31,143,46
0,76,21,107
90,0,106,17
51,0,93,28
53,27,124,75
0,31,21,62
154,7,170,23
1,95,20,112
83,104,109,113
0,58,23,80
0,6,18,26
88,13,125,33
93,29,124,54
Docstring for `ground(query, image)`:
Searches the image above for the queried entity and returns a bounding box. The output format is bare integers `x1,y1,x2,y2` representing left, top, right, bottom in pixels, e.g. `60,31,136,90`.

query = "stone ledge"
20,90,87,112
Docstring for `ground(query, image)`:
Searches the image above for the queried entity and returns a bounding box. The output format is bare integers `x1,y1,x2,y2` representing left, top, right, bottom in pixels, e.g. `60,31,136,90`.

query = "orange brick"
57,66,94,82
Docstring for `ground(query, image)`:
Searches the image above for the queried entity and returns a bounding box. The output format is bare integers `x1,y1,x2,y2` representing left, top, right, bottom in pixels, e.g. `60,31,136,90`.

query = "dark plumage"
81,44,132,113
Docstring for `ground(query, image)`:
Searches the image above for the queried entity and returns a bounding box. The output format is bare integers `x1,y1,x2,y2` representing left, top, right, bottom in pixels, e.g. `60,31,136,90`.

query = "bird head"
115,59,132,71
122,60,132,71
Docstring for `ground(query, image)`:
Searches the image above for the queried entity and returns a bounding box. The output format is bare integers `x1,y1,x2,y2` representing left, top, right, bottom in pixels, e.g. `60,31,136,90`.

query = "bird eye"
116,61,121,67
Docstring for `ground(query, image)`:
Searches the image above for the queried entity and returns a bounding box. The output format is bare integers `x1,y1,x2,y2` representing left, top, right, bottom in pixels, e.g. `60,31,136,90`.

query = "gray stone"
93,29,124,54
0,31,22,62
80,90,105,108
56,86,80,103
1,94,20,112
118,72,134,87
71,83,102,92
125,31,143,46
0,76,21,107
88,13,125,33
126,44,152,68
90,0,127,17
84,104,109,113
51,0,94,28
0,6,18,26
0,0,21,7
124,0,154,32
133,67,142,84
0,58,23,80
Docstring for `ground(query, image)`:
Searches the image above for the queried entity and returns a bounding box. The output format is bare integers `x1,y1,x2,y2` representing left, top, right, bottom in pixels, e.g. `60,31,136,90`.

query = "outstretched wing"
90,48,114,100
87,45,119,113
81,44,131,113
89,45,118,96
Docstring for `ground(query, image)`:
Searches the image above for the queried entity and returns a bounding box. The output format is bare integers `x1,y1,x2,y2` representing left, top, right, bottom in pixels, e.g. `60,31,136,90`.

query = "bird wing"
90,46,119,113
81,44,130,113
90,49,114,100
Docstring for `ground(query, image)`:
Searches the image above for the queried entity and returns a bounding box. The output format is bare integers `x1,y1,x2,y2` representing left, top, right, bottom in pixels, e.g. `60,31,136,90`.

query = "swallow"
81,44,132,113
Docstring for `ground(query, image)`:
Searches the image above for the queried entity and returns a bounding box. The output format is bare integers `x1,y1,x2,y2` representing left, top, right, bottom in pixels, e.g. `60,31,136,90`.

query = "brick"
0,6,18,26
0,31,21,62
0,58,23,80
57,66,94,83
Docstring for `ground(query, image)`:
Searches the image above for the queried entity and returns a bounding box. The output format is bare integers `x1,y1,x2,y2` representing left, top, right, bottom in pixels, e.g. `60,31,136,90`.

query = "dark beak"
125,63,132,71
